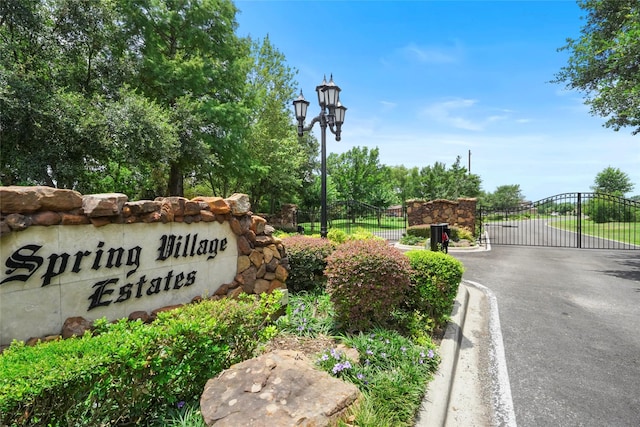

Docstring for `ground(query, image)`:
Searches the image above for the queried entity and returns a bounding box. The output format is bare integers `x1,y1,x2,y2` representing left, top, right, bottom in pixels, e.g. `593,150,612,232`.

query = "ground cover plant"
0,293,282,426
271,291,440,427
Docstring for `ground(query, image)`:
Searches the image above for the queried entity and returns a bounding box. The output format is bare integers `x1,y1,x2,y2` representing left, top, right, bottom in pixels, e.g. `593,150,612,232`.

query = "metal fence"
296,200,407,241
478,193,640,249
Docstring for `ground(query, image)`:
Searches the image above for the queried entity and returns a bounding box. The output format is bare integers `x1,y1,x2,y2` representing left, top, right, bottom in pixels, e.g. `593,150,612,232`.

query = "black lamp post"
293,75,347,238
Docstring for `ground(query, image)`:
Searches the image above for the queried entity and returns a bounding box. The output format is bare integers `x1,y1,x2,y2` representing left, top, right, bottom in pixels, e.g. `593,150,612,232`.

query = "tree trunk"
168,163,184,196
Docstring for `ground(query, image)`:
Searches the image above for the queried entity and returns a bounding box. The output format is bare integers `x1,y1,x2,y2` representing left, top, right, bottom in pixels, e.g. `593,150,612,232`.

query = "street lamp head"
293,91,310,137
323,74,341,108
315,75,328,109
334,102,347,141
334,102,347,125
293,90,309,121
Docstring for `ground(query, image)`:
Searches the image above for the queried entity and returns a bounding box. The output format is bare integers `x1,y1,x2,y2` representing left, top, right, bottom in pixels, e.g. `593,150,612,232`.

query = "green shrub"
449,226,475,242
0,293,282,426
399,234,425,246
327,228,347,244
282,235,336,293
345,227,384,241
406,224,430,238
456,226,475,241
404,250,464,331
325,240,412,332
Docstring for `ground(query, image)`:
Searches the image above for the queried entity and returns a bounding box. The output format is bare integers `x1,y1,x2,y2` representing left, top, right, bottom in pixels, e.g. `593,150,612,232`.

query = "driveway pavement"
454,246,640,426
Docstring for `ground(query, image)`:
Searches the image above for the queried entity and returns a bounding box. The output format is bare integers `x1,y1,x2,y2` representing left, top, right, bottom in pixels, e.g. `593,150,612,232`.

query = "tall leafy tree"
484,185,524,210
591,166,635,196
327,146,390,205
119,0,250,196
416,156,481,200
237,36,304,211
554,0,640,134
0,0,179,195
388,165,421,204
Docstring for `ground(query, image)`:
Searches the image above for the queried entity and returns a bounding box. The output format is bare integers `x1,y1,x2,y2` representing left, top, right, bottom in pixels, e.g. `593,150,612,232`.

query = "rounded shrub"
404,250,464,330
406,224,430,238
282,235,336,293
325,239,412,332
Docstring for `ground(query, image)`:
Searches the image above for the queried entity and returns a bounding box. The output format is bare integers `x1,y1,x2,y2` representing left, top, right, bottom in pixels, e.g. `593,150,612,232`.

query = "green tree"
591,166,635,196
416,156,481,200
239,36,305,212
120,0,250,196
1,0,107,187
554,0,640,134
327,146,389,205
485,185,524,210
388,165,421,204
0,0,180,196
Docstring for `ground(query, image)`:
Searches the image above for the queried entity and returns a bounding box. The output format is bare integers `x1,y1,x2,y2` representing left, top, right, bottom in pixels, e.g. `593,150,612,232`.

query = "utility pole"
468,150,471,174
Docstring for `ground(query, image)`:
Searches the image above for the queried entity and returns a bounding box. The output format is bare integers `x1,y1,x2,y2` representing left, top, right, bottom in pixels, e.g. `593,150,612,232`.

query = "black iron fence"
296,200,407,241
478,192,640,249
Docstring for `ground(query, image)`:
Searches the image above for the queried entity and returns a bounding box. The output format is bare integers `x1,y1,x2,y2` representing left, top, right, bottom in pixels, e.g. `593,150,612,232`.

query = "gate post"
577,192,582,249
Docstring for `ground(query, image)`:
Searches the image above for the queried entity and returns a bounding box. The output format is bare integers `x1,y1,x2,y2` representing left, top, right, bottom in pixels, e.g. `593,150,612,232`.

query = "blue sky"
235,0,640,202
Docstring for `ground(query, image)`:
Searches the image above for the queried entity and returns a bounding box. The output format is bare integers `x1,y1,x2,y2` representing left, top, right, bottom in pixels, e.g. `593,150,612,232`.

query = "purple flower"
401,346,407,353
177,401,185,409
332,361,352,374
357,373,365,380
427,349,435,359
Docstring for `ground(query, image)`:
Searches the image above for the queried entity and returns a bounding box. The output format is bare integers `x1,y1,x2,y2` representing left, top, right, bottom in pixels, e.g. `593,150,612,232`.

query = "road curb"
415,283,470,427
415,279,517,427
464,280,517,427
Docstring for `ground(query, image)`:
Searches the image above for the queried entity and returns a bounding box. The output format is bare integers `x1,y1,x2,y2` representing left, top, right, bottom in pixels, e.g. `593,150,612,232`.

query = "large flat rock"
200,350,359,426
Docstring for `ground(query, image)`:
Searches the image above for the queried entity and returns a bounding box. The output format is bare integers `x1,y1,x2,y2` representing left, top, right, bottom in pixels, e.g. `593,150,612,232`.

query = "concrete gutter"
414,281,516,427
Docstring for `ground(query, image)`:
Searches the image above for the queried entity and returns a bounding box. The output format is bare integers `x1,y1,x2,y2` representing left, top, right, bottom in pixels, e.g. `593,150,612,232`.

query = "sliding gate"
479,193,640,249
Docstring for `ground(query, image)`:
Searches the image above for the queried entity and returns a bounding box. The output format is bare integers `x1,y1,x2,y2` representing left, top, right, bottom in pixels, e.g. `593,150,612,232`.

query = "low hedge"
0,293,282,426
406,224,431,238
404,250,464,330
281,235,336,293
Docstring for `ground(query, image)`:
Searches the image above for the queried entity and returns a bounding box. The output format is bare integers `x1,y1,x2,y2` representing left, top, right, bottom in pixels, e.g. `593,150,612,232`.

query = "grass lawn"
551,219,640,246
299,216,406,234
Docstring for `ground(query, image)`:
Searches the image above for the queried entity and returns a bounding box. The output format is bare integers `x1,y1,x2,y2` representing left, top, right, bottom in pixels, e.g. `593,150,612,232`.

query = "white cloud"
379,100,398,111
420,98,511,131
400,43,459,64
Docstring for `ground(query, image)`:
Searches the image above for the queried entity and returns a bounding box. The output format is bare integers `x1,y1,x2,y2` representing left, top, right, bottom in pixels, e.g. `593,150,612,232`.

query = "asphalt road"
453,246,640,426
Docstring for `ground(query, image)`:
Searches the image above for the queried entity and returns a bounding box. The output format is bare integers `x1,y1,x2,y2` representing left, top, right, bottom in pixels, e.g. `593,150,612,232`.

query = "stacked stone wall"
406,198,477,235
257,203,297,231
0,186,288,346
